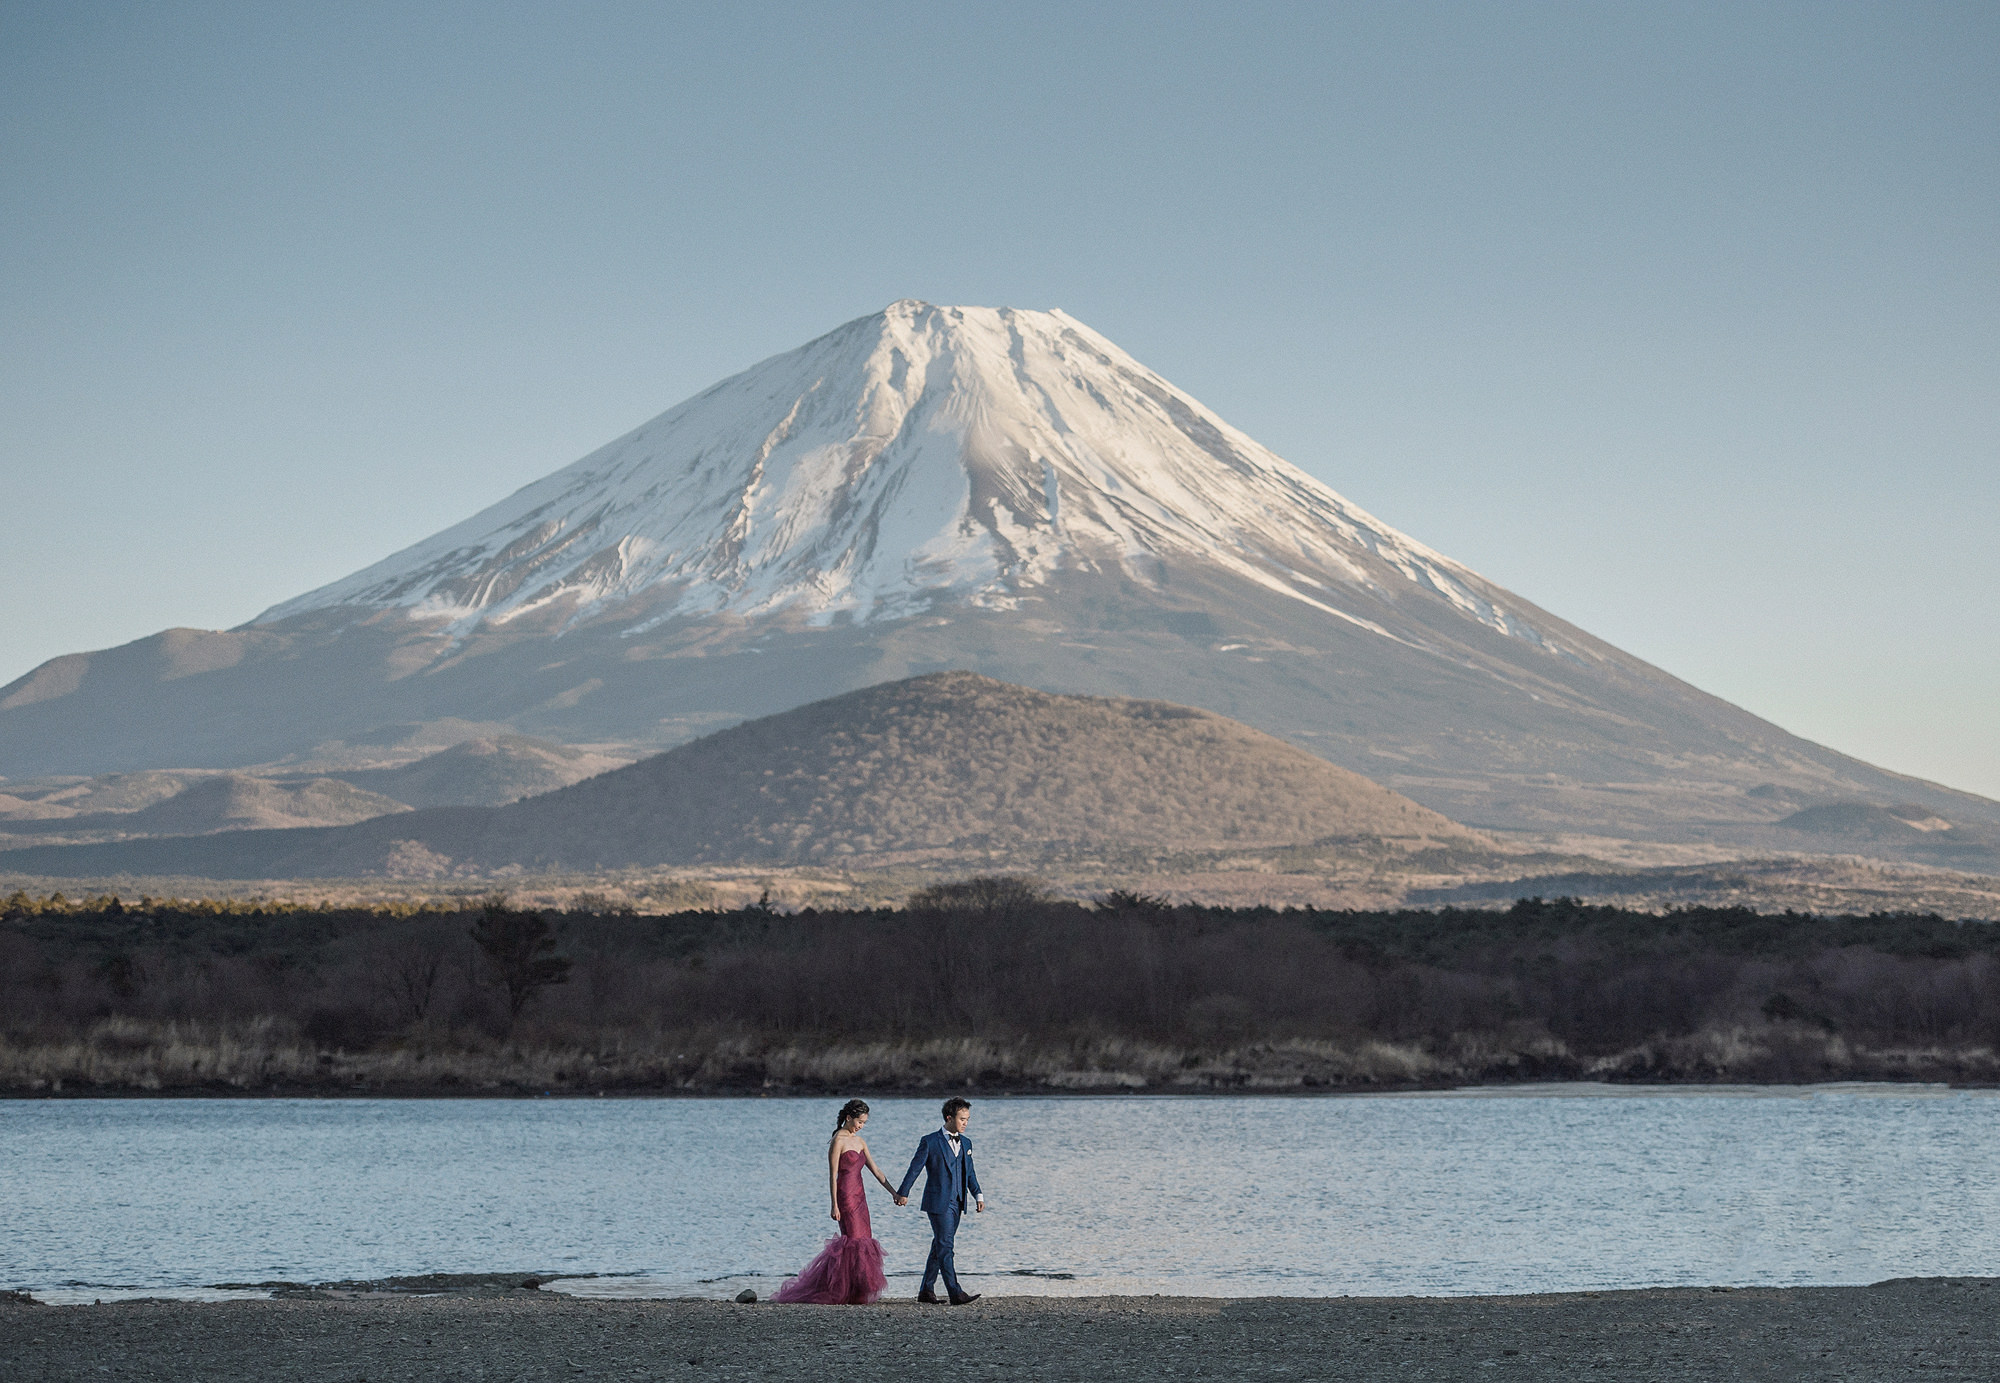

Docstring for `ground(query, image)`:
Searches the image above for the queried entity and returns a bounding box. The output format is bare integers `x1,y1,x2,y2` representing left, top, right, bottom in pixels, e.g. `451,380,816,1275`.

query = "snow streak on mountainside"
256,302,1570,658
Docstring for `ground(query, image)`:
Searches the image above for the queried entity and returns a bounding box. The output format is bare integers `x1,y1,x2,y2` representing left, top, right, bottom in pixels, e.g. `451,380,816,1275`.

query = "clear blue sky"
4,2,1995,796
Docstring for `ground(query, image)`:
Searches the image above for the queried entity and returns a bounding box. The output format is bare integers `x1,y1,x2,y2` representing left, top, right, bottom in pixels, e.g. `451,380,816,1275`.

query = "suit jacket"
897,1129,981,1214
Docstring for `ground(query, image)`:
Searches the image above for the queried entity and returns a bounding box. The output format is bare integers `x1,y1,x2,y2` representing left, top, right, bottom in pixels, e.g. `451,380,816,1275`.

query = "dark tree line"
4,887,2000,1076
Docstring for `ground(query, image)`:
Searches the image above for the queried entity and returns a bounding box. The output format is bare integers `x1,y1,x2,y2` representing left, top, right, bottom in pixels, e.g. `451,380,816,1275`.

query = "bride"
773,1099,898,1304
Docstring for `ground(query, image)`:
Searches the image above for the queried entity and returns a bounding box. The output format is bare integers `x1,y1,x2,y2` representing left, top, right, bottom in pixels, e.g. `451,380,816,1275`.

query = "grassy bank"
5,887,1999,1093
7,1017,1999,1095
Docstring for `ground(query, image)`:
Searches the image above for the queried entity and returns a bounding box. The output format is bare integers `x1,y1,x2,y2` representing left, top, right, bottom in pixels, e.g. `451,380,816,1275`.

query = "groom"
895,1096,984,1304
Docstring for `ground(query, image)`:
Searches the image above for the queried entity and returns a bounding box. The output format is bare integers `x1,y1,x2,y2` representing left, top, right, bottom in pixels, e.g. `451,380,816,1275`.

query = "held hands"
894,1195,908,1206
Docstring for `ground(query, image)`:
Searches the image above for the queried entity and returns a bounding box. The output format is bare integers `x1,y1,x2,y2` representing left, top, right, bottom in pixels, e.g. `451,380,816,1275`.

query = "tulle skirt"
772,1233,887,1305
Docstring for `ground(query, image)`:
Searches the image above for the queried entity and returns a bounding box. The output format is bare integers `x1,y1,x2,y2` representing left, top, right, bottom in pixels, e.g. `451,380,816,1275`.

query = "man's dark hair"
942,1097,971,1120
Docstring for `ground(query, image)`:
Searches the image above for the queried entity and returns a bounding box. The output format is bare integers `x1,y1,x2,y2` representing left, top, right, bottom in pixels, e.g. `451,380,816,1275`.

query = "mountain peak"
252,303,1552,660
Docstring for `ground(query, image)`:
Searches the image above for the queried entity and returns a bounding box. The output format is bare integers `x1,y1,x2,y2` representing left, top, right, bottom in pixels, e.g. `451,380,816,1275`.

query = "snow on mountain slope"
255,302,1567,658
13,300,1997,844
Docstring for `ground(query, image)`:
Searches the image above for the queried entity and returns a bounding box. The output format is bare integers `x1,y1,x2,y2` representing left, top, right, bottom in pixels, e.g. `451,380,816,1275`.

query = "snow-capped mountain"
258,301,1561,657
5,302,1995,841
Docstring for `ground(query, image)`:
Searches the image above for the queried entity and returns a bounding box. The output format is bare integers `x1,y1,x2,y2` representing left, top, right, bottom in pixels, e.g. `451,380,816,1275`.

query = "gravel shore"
4,1279,1996,1381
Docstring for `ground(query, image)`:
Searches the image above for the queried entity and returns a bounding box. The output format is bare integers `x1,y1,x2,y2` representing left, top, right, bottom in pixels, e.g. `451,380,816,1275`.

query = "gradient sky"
3,2,1995,795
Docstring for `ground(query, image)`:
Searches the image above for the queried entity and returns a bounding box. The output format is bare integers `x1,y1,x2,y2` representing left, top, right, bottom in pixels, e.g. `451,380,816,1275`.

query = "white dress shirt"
941,1127,980,1202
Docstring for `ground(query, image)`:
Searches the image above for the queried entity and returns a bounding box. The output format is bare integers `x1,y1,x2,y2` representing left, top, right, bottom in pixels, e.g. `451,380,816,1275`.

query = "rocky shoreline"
4,1278,1997,1381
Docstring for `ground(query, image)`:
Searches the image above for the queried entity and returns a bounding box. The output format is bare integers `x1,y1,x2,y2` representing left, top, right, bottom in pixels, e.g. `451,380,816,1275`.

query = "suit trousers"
922,1207,962,1296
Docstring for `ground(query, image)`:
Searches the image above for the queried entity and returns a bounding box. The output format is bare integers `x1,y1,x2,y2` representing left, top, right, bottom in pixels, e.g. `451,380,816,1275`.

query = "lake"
6,1086,1998,1304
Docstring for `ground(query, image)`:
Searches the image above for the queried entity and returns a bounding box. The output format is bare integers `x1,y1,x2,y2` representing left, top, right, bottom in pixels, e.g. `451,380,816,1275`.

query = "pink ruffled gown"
773,1149,888,1304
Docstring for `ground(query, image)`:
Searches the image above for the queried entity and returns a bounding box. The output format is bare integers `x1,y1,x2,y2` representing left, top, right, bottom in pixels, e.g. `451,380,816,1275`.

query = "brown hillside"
0,772,408,847
117,775,410,834
493,671,1479,866
0,673,1484,878
332,734,627,808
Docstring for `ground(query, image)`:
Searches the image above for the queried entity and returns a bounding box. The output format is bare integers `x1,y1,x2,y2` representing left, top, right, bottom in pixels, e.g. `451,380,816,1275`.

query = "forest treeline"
4,882,2000,1092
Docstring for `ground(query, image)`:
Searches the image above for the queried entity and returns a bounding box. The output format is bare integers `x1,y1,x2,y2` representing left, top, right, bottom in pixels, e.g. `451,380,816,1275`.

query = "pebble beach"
5,1278,1998,1382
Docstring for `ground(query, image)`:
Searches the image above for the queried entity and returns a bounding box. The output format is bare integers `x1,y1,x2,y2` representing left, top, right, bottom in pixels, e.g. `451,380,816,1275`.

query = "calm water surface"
5,1086,1997,1302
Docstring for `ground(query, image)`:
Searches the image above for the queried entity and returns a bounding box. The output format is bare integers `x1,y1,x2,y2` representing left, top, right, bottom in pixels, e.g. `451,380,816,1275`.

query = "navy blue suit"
897,1129,981,1296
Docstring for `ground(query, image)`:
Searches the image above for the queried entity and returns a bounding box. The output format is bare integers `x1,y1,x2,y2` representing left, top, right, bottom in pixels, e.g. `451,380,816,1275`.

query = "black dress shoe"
917,1289,942,1304
948,1291,981,1305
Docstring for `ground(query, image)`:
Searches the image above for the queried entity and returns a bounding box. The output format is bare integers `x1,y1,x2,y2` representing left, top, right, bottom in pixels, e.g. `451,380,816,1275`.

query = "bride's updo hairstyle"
835,1099,870,1132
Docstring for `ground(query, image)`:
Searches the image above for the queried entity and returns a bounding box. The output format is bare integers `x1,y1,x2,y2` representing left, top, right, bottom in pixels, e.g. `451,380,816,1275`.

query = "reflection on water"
5,1086,1999,1301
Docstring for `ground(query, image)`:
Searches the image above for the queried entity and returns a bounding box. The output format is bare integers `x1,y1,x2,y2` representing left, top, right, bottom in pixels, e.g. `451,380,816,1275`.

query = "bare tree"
380,920,452,1026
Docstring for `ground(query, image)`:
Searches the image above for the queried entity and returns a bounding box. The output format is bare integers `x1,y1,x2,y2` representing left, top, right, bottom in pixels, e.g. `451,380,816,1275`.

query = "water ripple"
5,1088,1998,1300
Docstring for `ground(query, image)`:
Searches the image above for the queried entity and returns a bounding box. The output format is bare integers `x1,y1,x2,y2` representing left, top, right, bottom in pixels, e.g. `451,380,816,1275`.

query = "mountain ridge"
0,673,1486,879
3,301,1993,846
